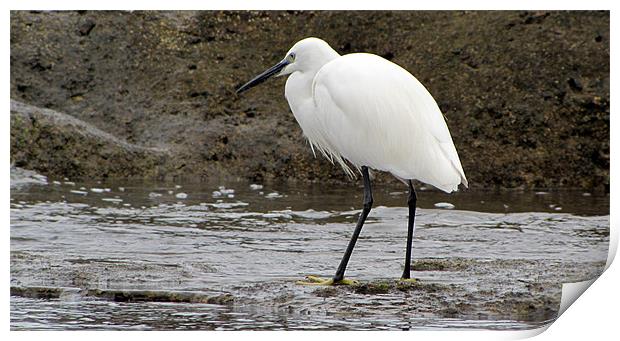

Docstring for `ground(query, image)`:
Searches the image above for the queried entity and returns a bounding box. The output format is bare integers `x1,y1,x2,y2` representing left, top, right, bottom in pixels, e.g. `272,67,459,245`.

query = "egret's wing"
312,53,467,192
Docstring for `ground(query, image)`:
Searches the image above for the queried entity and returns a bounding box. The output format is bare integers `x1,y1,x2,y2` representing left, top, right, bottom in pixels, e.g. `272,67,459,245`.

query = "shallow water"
10,169,609,330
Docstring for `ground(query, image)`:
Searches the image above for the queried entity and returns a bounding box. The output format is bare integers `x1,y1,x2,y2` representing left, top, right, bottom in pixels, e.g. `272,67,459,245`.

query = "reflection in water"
10,172,609,330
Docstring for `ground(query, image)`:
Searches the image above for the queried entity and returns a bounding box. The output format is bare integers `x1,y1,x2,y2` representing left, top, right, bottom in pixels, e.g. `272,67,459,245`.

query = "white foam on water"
434,202,455,209
265,192,282,199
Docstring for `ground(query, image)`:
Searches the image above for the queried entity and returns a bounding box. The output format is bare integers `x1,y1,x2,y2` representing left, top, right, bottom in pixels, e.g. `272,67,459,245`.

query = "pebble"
91,188,105,193
265,192,282,199
148,192,162,198
250,184,263,190
175,192,188,199
70,190,88,195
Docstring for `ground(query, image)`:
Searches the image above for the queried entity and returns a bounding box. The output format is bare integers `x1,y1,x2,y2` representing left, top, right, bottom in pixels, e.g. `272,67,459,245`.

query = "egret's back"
311,53,467,192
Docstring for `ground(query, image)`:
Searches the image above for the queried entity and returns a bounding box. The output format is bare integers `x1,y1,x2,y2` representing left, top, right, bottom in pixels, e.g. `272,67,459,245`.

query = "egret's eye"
287,53,296,63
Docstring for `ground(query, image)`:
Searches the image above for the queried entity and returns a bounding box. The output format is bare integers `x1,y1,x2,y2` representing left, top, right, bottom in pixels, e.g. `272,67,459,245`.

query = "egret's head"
278,38,338,76
236,37,339,94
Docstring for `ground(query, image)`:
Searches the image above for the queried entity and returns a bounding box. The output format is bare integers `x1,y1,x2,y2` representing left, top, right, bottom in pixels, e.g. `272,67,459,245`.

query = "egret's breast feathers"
285,70,356,177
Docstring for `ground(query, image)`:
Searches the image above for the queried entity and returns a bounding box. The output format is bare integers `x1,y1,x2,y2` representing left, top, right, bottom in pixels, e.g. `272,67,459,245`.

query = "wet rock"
313,286,338,298
311,279,450,296
11,286,235,305
9,11,609,190
10,100,174,180
85,289,234,305
10,166,48,188
352,281,391,295
411,258,473,271
11,286,67,299
489,291,559,321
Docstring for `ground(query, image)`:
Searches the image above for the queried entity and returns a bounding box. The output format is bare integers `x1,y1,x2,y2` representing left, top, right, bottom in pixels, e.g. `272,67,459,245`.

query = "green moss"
353,281,391,295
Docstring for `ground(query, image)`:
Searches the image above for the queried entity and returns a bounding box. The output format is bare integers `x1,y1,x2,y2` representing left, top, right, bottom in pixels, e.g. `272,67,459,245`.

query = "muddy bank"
10,11,609,189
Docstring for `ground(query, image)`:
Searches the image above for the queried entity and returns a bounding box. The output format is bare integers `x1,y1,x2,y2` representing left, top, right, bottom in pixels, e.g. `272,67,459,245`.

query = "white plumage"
281,38,467,193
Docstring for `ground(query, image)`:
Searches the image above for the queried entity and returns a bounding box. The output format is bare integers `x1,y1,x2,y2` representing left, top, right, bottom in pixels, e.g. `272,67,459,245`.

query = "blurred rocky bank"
10,11,609,190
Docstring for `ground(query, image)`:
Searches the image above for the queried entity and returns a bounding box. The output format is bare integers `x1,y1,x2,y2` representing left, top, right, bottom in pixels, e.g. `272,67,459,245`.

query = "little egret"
237,37,467,285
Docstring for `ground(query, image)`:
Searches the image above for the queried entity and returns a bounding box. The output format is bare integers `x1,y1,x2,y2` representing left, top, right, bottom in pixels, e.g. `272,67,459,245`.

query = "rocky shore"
10,11,609,190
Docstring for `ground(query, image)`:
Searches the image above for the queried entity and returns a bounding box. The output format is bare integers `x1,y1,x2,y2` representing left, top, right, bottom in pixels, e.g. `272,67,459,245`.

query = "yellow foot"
296,275,359,286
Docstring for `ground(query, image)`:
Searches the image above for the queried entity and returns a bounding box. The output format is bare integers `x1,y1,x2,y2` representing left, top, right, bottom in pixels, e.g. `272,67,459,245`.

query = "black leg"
402,180,417,279
333,166,373,282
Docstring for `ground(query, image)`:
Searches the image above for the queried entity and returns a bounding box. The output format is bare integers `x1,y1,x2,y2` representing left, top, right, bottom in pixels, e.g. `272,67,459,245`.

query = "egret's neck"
283,45,339,152
284,71,314,107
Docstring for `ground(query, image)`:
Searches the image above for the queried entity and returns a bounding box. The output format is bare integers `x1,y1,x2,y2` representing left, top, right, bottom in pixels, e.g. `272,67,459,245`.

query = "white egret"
237,37,467,284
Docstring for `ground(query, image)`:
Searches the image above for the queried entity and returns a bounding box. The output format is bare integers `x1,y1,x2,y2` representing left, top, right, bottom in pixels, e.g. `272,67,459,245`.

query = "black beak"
236,59,290,94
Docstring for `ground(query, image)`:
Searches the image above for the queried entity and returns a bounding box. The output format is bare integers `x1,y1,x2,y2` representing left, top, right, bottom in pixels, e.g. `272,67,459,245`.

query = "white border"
4,1,617,340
